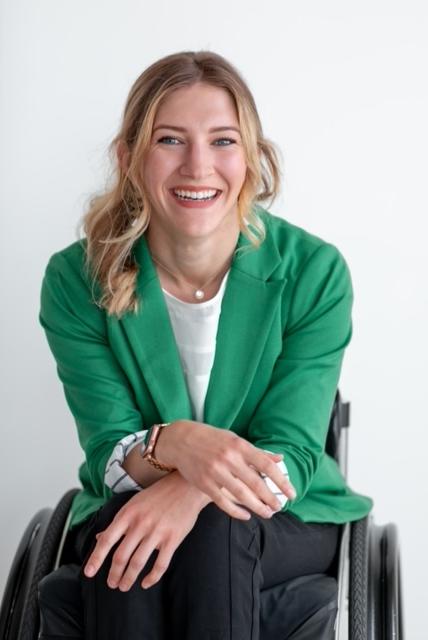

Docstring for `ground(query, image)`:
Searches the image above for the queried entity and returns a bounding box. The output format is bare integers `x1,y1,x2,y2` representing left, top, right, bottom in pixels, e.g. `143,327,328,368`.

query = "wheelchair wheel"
349,516,404,640
0,488,79,640
367,520,404,640
349,517,369,640
383,523,404,639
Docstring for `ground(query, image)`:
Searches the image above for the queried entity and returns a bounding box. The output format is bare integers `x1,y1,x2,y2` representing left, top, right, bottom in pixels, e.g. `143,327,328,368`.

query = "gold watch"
140,423,177,472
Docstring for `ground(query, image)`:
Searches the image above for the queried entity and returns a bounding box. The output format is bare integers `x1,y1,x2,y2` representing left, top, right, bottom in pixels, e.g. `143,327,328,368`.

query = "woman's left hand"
83,472,210,591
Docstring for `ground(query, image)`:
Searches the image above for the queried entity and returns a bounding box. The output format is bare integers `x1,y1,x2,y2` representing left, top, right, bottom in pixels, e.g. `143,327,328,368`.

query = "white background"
1,1,427,636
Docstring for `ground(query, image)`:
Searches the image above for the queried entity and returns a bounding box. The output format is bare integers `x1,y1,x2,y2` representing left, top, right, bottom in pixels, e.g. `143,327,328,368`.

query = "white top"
162,270,229,422
104,273,289,507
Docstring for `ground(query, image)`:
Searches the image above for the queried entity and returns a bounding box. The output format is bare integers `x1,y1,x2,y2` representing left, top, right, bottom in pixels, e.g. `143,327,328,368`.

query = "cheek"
144,152,176,190
219,154,247,189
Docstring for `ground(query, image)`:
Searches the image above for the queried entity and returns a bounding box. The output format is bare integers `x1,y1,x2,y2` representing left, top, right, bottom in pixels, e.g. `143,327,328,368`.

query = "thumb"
268,452,283,460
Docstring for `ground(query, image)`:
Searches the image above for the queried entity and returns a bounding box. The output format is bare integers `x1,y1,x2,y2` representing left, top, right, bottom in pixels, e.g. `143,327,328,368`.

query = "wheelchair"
0,391,404,639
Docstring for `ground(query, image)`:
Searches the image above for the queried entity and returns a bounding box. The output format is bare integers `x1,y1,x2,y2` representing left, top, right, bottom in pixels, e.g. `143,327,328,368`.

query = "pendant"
194,289,205,300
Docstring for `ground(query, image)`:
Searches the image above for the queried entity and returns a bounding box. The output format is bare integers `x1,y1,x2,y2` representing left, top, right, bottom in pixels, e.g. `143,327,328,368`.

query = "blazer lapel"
117,223,287,429
204,230,287,428
119,235,193,422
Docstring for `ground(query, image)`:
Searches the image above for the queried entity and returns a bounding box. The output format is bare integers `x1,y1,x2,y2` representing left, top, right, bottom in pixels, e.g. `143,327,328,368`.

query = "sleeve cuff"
260,450,290,508
104,430,148,493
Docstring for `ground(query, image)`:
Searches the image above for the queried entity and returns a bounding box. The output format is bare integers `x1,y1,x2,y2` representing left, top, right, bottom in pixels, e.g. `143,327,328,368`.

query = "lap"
71,490,341,589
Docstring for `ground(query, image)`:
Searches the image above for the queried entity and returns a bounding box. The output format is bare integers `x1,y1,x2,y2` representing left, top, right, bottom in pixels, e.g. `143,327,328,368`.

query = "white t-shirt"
162,271,229,422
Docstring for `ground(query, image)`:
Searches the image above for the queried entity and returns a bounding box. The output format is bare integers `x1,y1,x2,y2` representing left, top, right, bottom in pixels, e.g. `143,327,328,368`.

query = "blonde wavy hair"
82,50,282,317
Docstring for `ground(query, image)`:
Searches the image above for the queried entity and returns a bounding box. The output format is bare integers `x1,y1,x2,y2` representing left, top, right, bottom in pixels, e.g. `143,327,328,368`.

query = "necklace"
151,253,231,301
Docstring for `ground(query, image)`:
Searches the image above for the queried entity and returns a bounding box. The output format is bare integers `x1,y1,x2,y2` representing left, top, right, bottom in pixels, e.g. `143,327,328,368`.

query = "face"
141,82,247,244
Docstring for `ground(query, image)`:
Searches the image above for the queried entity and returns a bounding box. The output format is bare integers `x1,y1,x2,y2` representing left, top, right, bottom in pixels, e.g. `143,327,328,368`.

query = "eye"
157,136,181,145
156,136,237,147
213,138,236,146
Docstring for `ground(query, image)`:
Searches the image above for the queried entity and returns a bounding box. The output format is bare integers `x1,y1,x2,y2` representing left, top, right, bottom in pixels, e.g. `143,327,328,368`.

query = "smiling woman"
39,50,372,639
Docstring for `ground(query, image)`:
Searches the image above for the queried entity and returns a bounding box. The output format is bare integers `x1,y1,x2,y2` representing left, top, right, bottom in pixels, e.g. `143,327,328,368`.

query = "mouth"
169,188,222,206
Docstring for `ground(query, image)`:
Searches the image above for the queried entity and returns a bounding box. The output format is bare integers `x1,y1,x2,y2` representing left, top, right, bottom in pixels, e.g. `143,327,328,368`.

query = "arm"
107,427,289,508
246,243,354,508
40,250,175,497
104,430,171,491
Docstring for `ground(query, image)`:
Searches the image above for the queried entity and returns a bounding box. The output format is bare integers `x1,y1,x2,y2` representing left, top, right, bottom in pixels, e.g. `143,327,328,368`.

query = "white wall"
1,1,426,636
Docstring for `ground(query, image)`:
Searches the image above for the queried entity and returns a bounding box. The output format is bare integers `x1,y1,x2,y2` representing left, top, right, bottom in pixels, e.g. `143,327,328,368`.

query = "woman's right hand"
84,472,211,592
156,420,297,521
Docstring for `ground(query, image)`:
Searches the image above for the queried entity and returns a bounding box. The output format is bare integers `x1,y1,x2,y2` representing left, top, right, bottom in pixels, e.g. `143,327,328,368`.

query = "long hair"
82,50,282,317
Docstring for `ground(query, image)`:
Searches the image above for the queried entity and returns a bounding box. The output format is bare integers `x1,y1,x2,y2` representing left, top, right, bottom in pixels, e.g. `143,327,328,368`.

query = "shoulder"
40,238,103,320
258,208,351,283
44,238,88,279
41,238,100,301
256,211,353,335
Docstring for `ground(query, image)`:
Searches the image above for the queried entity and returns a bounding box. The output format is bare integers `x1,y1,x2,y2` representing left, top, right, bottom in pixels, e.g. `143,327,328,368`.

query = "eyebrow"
153,125,241,134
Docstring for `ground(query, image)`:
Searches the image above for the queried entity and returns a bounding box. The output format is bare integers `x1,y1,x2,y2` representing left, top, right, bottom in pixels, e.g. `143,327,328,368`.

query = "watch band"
140,423,177,472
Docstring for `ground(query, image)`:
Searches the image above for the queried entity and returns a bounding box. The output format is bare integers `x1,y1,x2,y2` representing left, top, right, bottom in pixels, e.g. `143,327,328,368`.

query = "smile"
169,189,222,208
173,188,219,201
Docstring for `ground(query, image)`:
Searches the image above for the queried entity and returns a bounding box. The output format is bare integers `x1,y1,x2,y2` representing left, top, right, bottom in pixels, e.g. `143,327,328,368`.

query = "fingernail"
289,486,297,499
84,564,95,577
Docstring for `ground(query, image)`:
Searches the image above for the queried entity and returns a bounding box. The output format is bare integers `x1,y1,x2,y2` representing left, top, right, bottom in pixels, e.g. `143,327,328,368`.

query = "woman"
40,50,373,639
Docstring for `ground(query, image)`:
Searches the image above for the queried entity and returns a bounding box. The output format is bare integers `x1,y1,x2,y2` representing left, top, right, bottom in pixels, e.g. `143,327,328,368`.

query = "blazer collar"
118,225,287,427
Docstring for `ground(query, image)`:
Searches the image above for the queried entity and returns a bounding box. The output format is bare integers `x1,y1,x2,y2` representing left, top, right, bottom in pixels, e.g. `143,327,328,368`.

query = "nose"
179,141,214,180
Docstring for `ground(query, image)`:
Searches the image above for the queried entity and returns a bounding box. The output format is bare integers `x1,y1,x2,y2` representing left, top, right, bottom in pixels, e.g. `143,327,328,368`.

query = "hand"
83,472,207,591
158,420,297,521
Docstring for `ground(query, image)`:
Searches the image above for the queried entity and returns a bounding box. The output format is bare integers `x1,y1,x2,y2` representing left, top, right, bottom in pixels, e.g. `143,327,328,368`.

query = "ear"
116,139,130,172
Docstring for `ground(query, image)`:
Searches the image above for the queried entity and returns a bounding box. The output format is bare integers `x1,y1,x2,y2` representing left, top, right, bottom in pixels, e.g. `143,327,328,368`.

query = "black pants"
73,491,340,640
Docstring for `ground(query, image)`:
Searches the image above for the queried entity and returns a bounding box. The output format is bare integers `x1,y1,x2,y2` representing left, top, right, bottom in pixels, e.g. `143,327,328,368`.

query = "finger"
222,471,280,519
256,454,297,500
261,471,295,506
237,463,285,512
141,540,176,589
193,473,252,520
106,531,143,588
223,449,287,513
117,538,157,592
84,522,126,578
210,484,252,520
267,452,283,460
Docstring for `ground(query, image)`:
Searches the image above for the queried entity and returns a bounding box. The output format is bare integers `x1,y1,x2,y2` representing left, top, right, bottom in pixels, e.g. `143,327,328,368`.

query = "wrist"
140,423,176,472
155,420,190,467
174,472,212,511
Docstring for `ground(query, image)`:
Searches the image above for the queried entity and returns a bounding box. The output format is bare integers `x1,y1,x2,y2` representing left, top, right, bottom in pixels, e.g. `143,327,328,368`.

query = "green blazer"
40,209,373,529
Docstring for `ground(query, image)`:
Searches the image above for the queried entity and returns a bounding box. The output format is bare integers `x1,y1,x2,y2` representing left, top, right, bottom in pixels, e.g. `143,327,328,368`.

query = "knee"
197,501,258,531
183,502,258,553
166,504,261,586
195,502,234,537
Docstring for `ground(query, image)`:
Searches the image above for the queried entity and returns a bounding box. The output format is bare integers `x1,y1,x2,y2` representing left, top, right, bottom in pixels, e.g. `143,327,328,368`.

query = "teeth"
173,189,218,200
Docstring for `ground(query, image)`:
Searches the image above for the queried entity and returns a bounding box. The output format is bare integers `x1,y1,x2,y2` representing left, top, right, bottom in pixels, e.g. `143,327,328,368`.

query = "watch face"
141,428,153,457
140,423,169,459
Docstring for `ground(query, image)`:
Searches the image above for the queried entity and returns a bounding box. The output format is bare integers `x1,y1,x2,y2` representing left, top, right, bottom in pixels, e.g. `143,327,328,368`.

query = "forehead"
154,83,239,127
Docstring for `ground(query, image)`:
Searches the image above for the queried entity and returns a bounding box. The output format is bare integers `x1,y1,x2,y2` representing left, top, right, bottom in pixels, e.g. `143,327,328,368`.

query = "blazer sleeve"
39,250,143,500
246,242,353,508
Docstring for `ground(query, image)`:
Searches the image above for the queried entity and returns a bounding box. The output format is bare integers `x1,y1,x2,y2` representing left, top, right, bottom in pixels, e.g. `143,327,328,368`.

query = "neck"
145,225,240,288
